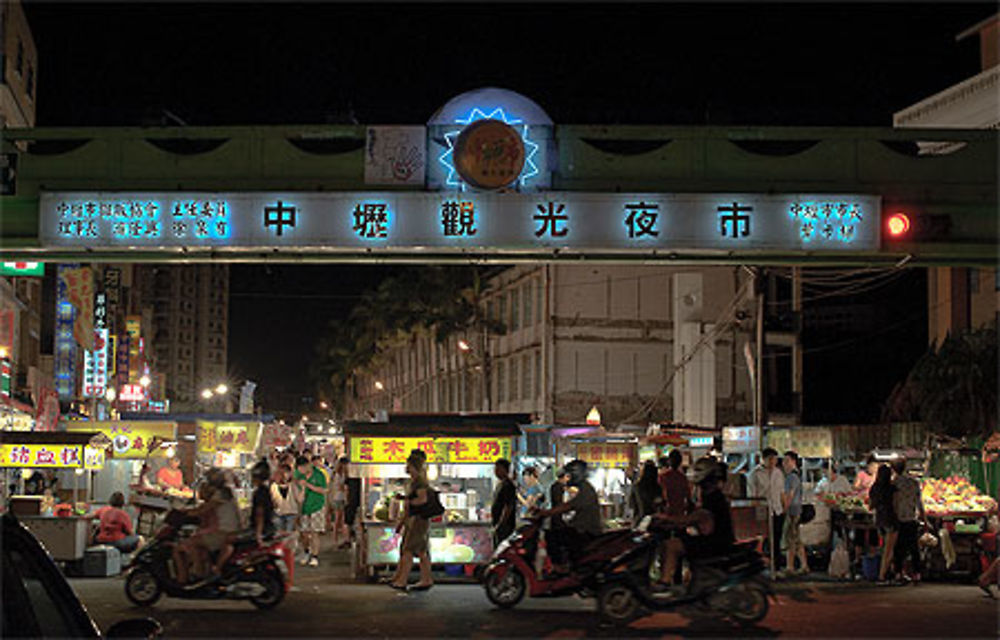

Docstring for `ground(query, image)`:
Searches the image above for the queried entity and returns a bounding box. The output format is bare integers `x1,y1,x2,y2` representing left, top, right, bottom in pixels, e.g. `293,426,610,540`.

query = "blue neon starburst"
438,107,540,191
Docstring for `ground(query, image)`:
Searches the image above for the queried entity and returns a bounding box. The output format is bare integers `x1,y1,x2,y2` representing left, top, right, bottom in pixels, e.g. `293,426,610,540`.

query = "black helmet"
251,459,270,483
563,459,589,486
692,457,726,486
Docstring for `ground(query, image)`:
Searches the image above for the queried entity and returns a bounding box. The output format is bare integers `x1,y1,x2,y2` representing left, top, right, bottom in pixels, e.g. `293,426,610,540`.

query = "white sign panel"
39,192,880,253
364,126,426,185
82,328,109,398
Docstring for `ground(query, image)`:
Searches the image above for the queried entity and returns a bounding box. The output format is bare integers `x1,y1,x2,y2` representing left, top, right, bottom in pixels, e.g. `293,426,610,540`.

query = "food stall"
553,429,638,529
197,419,262,516
346,413,528,581
1,430,109,562
721,426,769,544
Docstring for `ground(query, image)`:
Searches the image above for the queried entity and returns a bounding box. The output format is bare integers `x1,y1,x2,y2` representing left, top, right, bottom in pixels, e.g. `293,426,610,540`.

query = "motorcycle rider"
532,459,603,575
655,457,735,593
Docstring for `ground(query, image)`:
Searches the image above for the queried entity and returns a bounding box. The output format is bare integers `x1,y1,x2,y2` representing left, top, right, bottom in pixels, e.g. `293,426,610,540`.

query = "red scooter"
482,516,650,608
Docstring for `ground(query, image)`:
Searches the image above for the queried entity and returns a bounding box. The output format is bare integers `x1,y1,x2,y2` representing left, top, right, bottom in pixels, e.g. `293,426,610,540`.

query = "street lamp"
457,339,471,352
374,381,384,391
215,383,228,395
139,374,151,388
201,388,214,400
319,401,329,410
105,387,117,403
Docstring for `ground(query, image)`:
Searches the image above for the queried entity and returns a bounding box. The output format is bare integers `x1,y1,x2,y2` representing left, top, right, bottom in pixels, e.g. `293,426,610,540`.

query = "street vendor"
815,461,851,495
155,457,189,493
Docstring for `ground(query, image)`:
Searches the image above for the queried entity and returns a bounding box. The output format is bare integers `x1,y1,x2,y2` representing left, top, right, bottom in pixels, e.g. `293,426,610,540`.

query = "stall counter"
355,520,493,579
19,516,91,561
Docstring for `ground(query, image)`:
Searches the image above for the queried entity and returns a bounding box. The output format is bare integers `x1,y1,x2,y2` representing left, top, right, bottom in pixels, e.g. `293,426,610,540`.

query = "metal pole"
755,268,766,430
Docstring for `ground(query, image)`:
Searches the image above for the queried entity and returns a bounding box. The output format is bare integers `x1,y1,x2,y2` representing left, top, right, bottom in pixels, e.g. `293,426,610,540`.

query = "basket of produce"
921,476,998,517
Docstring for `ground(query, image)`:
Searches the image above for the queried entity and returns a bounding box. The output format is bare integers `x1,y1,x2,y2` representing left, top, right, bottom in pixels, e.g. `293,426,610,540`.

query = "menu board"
723,426,761,453
349,437,512,465
576,442,636,468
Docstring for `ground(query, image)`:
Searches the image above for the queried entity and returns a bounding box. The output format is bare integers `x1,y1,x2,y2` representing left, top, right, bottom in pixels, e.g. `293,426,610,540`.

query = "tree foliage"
309,266,502,412
883,322,998,438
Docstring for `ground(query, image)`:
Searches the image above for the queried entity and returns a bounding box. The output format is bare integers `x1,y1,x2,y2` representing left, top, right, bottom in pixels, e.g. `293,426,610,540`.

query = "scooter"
593,518,772,626
123,509,294,609
482,515,650,609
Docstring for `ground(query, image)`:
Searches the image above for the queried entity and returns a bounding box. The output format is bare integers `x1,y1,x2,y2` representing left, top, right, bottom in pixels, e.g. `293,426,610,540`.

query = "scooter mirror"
637,515,652,532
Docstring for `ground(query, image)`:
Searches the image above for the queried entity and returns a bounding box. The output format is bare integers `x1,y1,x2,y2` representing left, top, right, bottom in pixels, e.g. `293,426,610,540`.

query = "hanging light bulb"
586,406,601,426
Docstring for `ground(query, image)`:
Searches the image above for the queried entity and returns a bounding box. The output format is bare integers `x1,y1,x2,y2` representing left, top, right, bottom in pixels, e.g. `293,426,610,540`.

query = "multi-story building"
0,0,36,129
893,12,999,344
135,265,229,410
349,264,755,428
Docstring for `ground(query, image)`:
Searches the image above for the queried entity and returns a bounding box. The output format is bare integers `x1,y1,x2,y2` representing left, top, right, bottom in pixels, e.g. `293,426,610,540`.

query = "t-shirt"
520,483,544,516
660,468,691,517
95,506,133,543
252,484,276,538
892,474,921,523
784,470,803,518
687,488,735,558
295,467,327,516
491,478,517,532
215,493,242,532
565,481,603,536
156,467,184,490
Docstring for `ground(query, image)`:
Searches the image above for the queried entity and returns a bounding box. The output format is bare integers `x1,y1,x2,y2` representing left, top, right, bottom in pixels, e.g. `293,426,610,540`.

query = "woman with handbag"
387,452,434,591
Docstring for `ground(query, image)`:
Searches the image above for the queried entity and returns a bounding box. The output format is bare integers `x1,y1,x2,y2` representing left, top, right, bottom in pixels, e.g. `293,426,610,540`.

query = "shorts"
782,515,802,552
277,514,297,532
330,499,345,511
103,535,140,554
299,509,326,533
200,531,230,552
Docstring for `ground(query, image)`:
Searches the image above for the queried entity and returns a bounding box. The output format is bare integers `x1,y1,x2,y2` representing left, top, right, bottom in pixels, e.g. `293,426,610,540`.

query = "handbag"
413,488,445,518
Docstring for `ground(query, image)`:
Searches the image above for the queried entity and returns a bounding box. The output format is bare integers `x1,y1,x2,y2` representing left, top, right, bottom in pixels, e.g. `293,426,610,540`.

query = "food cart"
197,419,263,517
1,430,109,562
346,413,528,581
553,429,638,529
721,426,769,545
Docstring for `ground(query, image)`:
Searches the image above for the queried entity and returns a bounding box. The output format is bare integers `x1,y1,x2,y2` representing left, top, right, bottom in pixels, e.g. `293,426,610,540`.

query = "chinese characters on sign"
576,442,636,468
441,201,477,237
66,421,177,459
349,437,512,464
788,200,864,243
40,193,880,252
0,444,85,468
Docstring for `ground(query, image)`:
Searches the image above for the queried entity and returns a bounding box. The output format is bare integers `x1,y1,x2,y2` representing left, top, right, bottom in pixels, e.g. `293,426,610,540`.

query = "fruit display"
819,492,871,514
921,476,998,516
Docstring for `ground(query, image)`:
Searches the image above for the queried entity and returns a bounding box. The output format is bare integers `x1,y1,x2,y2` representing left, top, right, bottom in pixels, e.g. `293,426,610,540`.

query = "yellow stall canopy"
65,421,177,459
197,420,261,454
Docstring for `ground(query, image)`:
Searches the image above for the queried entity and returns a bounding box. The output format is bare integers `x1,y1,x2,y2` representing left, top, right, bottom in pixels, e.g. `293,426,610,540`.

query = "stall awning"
0,431,103,446
344,413,529,438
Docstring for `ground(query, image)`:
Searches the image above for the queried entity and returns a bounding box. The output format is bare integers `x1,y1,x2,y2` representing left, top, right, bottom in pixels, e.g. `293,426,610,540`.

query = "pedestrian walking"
295,455,328,567
491,458,518,547
329,456,350,548
271,463,299,539
868,463,898,582
891,457,925,583
387,451,433,591
779,450,809,577
658,450,691,517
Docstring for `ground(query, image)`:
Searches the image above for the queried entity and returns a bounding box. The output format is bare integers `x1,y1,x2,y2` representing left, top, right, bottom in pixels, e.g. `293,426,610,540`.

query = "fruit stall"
920,475,998,580
345,413,528,581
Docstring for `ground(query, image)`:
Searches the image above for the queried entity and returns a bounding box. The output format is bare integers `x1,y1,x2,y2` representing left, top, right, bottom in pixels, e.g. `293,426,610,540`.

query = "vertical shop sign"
55,265,79,399
102,267,121,336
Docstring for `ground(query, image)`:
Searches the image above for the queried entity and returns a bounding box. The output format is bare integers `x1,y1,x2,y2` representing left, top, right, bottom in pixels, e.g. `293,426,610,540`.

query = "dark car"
1,512,161,638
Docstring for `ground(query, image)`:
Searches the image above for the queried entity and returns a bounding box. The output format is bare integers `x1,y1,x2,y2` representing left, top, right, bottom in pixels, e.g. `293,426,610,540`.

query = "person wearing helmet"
251,459,276,548
533,459,603,574
655,457,735,592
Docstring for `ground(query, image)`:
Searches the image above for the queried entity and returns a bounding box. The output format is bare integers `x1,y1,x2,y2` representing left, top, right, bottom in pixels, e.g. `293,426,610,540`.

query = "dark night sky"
20,2,993,417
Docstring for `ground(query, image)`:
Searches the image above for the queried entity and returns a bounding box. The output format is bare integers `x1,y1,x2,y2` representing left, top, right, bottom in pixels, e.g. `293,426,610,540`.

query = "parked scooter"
593,518,772,626
482,513,651,608
124,509,293,609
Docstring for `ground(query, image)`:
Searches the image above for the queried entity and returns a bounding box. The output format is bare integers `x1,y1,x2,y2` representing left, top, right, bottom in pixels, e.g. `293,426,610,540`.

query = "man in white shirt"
749,447,785,567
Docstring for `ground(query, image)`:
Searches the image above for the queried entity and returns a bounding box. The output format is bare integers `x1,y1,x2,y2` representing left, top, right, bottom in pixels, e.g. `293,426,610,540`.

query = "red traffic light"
887,213,911,237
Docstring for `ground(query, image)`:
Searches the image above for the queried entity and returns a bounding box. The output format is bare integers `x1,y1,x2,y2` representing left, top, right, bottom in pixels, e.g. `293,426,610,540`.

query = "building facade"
0,0,36,129
135,265,229,410
893,13,1000,344
349,264,755,428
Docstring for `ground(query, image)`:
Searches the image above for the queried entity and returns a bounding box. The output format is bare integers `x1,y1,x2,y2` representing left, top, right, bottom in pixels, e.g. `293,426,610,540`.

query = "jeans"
108,535,140,554
277,514,297,532
546,527,594,567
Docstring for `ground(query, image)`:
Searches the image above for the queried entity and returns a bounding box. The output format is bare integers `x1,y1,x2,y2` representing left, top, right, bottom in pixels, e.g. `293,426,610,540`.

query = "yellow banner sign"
349,436,512,464
577,442,636,468
197,421,260,453
66,421,176,459
0,444,84,468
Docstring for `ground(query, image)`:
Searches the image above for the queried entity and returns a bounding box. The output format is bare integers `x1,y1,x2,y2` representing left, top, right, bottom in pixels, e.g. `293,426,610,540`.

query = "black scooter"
593,518,773,626
123,509,291,610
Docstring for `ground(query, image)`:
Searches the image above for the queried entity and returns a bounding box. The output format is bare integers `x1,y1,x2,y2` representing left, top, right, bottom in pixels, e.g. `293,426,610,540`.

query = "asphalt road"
71,549,999,639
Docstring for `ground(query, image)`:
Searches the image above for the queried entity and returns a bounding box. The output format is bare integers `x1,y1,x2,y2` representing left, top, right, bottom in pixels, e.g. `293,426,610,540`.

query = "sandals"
408,583,433,592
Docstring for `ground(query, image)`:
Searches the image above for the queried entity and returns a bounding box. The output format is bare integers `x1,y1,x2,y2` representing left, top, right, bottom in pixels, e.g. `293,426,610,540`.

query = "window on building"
536,276,543,325
511,287,520,332
496,360,505,405
969,268,980,294
486,299,495,328
535,350,542,398
508,358,518,402
498,294,508,334
25,65,34,99
522,354,531,404
15,40,24,76
523,281,533,330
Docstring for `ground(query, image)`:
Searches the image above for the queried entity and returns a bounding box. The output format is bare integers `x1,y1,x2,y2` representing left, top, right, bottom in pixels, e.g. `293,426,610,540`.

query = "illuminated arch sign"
38,191,880,252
